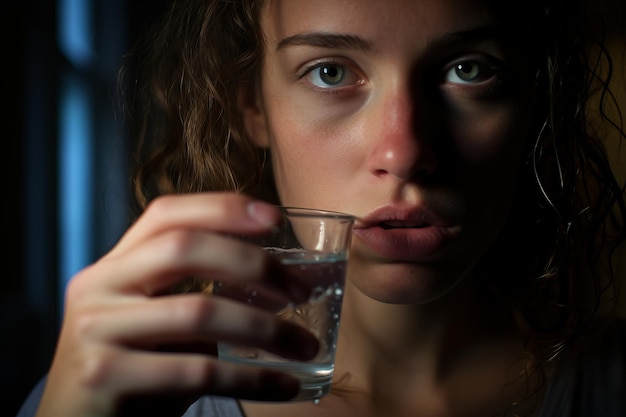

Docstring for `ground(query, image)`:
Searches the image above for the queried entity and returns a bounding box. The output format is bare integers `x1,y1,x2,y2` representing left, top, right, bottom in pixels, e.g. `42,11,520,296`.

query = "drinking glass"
215,206,355,402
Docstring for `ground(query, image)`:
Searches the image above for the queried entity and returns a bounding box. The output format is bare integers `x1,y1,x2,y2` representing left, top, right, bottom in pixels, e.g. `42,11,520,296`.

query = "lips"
379,221,428,229
353,205,457,261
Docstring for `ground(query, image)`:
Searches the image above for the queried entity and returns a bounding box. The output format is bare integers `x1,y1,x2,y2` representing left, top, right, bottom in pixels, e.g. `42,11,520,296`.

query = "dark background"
2,1,625,416
3,1,168,414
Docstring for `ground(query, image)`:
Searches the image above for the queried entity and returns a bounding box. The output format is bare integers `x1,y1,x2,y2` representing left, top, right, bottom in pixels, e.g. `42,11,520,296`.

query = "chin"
346,259,469,305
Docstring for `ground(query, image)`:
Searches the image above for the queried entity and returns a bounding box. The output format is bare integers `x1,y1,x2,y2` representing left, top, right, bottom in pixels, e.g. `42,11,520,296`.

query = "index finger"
106,193,280,259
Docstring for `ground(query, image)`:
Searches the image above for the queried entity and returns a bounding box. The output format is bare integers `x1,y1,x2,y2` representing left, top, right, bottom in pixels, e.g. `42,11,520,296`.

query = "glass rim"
278,206,356,221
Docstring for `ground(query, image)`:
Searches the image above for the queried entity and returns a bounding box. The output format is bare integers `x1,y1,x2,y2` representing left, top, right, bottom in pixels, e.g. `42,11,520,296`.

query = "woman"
17,0,626,416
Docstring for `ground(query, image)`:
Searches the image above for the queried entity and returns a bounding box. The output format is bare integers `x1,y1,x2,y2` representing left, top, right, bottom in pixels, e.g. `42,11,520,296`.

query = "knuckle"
154,230,204,264
143,195,177,221
74,346,118,388
186,359,219,388
71,309,103,340
174,295,217,331
64,265,97,301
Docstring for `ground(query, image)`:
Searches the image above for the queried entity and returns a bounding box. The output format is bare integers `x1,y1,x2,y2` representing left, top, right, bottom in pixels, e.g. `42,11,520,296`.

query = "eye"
444,59,496,85
300,61,362,89
312,65,345,86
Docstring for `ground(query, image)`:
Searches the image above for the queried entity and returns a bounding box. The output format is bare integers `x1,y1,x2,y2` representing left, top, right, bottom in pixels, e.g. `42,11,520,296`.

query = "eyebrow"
276,33,372,52
432,25,512,49
276,25,513,53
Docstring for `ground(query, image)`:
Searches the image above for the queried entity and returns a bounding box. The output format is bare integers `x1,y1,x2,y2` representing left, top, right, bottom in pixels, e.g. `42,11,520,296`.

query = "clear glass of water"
215,206,355,402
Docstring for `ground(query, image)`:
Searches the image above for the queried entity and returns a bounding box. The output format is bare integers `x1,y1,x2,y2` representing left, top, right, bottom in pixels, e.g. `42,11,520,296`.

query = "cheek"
452,104,531,206
455,105,531,230
266,112,360,207
455,104,530,167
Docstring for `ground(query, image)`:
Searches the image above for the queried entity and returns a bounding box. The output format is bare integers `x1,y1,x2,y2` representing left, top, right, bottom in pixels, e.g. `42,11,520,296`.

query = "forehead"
261,0,505,47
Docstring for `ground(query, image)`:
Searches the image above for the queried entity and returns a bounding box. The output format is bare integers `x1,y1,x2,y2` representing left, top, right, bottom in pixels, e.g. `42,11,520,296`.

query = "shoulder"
540,317,626,417
15,375,244,417
15,376,46,417
183,396,243,417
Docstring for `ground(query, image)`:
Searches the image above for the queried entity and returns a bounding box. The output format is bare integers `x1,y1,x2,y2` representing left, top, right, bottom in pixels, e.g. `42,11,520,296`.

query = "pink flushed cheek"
271,131,358,206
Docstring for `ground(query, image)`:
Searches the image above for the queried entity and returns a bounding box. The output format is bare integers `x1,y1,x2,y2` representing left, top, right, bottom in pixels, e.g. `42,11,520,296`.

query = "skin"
244,0,533,305
35,0,539,416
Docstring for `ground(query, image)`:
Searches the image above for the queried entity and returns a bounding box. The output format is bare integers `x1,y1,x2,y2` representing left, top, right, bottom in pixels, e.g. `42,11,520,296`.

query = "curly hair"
117,0,269,211
116,0,625,414
474,0,626,412
487,0,625,350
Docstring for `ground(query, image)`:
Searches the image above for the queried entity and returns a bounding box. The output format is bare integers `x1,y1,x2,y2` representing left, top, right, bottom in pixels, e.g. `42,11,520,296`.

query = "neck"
332,275,529,416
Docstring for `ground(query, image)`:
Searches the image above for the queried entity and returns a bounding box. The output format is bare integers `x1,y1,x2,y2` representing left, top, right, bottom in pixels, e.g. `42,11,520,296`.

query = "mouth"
352,204,457,260
379,221,430,229
355,204,437,230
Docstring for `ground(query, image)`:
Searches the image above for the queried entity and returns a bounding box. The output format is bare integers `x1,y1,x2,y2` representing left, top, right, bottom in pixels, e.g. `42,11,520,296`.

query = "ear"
237,84,270,148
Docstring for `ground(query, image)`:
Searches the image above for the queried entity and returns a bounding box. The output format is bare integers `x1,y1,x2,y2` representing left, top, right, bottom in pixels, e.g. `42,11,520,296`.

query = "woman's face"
241,0,534,304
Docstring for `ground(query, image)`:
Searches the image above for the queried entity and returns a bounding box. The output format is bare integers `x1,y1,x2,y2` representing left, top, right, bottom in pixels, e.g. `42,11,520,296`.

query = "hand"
35,193,319,417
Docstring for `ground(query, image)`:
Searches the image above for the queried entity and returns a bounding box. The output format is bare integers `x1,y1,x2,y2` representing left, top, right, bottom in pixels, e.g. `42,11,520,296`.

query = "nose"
366,86,437,181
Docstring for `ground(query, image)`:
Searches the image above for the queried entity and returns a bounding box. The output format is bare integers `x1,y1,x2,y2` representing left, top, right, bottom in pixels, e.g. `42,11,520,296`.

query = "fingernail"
247,202,279,227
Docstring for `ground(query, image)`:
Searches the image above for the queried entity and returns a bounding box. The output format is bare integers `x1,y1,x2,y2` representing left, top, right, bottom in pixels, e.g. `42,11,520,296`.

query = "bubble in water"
310,286,326,301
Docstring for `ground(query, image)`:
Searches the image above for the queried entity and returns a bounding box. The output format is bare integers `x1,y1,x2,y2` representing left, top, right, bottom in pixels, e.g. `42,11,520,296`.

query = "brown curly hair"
118,0,270,209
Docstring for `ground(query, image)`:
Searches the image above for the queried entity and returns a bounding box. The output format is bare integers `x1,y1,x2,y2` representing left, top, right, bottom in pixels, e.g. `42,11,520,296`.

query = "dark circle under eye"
319,65,345,85
454,61,481,81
